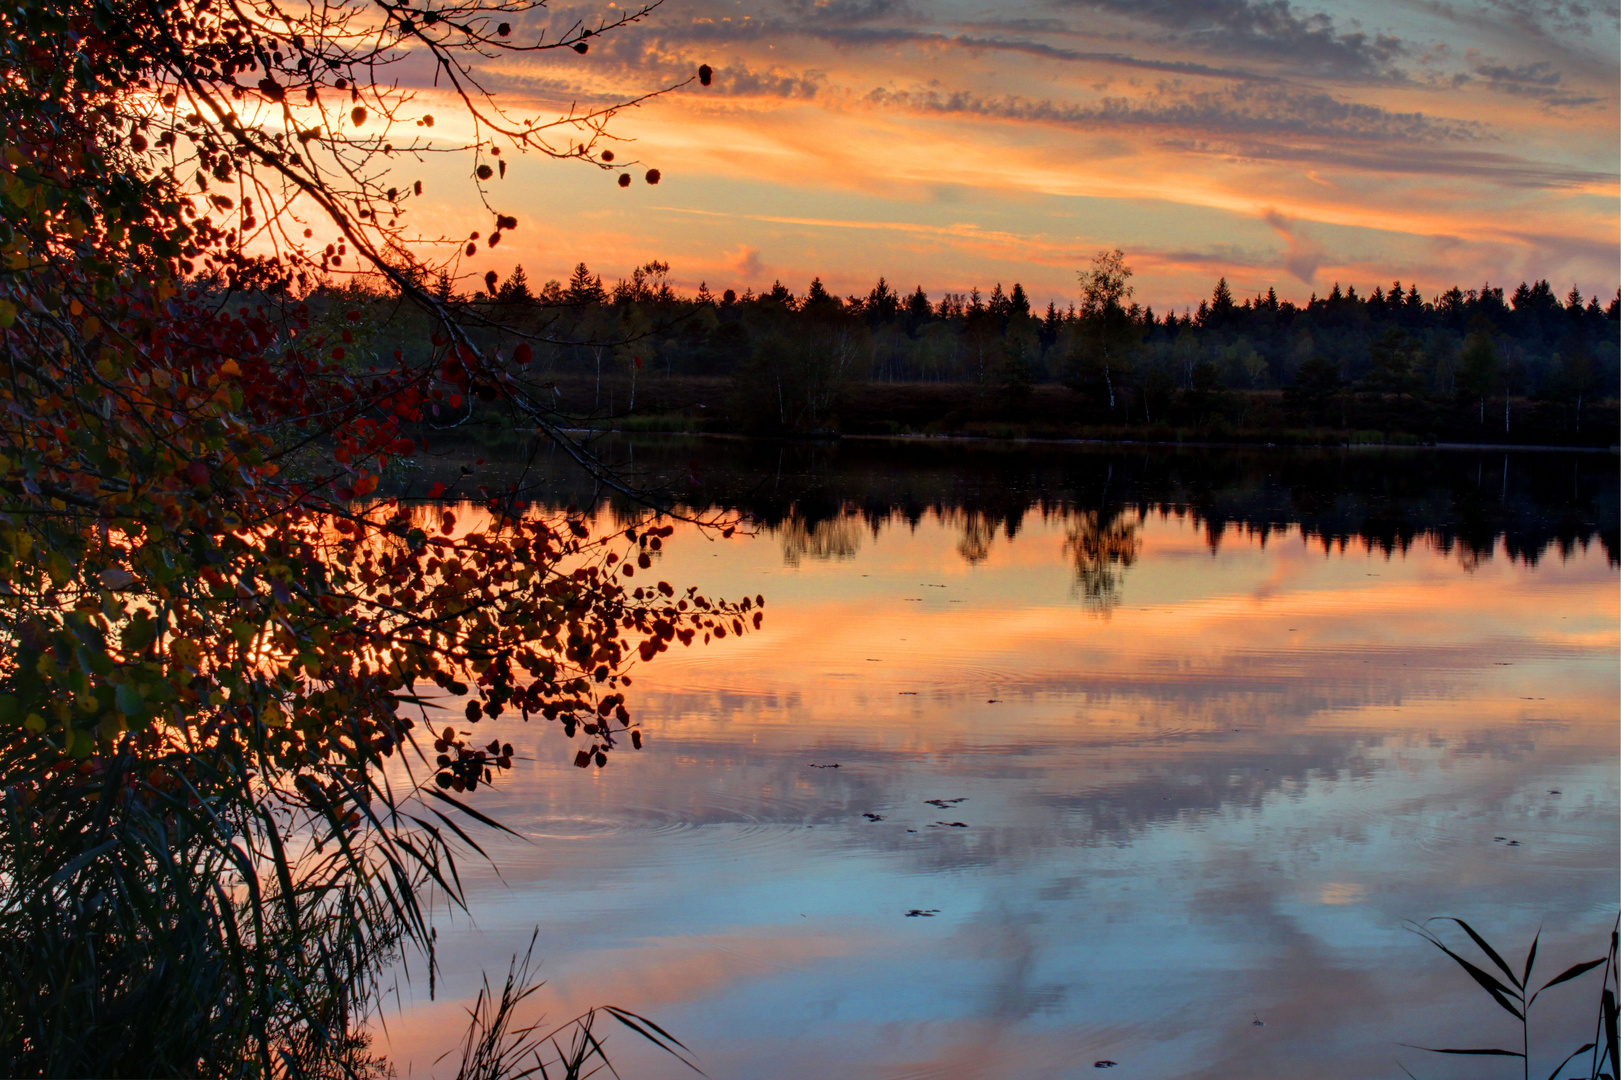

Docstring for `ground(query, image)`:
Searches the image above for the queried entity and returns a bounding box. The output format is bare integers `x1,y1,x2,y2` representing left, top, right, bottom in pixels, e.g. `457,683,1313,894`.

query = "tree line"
420,251,1620,435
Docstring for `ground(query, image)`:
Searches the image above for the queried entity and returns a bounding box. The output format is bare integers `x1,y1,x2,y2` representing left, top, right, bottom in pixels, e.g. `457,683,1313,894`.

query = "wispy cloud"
1469,58,1605,106
434,0,1619,305
863,82,1481,146
1262,208,1325,285
1473,0,1621,43
1056,0,1411,78
726,244,766,280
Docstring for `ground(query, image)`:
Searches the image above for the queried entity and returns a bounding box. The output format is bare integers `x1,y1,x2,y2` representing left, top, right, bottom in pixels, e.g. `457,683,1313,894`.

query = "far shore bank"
520,374,1619,451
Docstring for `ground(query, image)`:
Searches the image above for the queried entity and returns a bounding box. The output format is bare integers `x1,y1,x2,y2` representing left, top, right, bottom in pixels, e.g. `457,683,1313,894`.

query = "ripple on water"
644,652,1047,702
521,789,829,864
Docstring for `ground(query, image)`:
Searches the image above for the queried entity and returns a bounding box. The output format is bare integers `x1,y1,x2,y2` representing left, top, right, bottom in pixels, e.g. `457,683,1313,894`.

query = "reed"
1404,914,1619,1080
0,740,420,1076
445,930,702,1080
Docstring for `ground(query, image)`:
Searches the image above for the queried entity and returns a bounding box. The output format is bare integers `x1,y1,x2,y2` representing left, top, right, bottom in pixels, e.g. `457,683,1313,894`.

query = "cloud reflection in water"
376,500,1616,1080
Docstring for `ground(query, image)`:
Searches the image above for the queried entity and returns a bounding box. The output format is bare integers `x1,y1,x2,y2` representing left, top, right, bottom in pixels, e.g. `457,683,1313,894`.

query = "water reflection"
956,510,999,565
376,441,1617,1080
780,513,863,566
434,437,1617,573
1063,508,1142,612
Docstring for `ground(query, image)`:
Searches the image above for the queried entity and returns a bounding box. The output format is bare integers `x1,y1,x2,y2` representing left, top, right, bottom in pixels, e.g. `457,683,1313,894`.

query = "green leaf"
115,682,144,716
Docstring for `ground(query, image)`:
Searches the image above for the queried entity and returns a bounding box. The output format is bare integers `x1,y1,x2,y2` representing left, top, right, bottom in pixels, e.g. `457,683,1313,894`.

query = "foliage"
1064,249,1141,410
0,0,732,1072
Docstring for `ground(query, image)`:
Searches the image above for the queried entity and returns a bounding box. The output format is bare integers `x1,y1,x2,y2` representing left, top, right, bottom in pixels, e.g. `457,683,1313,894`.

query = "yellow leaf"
219,359,242,377
0,298,15,329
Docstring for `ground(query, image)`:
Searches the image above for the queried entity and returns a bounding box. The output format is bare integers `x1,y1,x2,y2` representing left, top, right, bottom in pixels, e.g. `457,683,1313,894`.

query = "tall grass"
0,740,420,1077
445,930,701,1080
1405,914,1619,1080
1,734,702,1078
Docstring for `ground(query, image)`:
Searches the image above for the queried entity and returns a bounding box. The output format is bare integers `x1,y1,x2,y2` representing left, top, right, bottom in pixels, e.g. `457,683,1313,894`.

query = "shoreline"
556,427,1621,454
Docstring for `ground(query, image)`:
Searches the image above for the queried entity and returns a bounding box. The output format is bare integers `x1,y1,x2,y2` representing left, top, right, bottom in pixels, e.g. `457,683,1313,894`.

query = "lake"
377,440,1618,1080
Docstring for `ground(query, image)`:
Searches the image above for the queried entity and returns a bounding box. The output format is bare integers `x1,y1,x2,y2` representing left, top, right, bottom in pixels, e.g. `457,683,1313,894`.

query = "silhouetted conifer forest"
344,260,1621,445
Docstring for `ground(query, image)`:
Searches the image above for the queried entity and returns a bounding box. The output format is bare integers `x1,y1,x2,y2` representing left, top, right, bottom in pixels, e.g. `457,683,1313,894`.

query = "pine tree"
497,264,533,303
866,277,899,321
565,262,604,305
906,286,931,323
1008,282,1030,317
987,283,1009,319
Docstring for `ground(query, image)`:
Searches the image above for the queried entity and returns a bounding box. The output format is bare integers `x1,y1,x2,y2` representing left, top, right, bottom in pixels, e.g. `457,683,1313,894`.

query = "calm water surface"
379,443,1618,1080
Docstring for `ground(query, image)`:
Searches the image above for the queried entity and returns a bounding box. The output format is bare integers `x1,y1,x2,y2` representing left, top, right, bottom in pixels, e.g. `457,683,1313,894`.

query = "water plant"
1404,915,1619,1080
446,930,701,1080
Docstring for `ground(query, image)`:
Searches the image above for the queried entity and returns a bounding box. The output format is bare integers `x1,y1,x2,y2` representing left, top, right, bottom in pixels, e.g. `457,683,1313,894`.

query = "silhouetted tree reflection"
1064,509,1144,613
957,511,999,564
443,436,1618,574
780,514,863,566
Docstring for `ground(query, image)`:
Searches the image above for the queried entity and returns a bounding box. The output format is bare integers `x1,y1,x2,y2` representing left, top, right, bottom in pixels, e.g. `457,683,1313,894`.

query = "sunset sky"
408,0,1620,310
